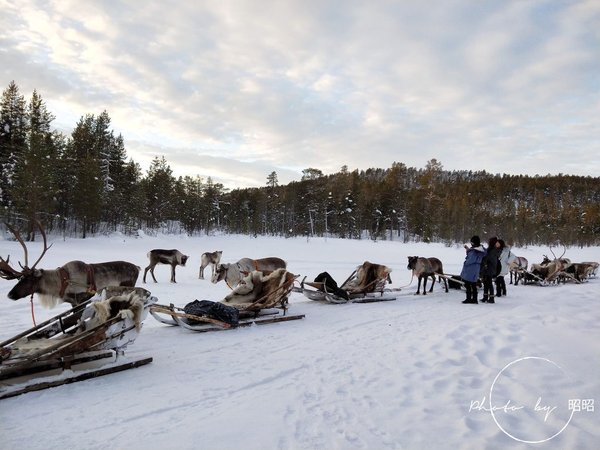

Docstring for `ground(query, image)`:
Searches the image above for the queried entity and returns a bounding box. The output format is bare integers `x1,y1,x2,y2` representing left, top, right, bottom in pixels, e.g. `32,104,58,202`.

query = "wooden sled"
0,286,156,400
150,270,305,332
298,262,401,304
150,304,304,332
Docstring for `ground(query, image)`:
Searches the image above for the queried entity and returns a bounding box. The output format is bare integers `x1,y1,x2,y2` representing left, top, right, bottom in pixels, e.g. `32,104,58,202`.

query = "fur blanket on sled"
222,268,293,309
344,261,392,294
83,292,146,331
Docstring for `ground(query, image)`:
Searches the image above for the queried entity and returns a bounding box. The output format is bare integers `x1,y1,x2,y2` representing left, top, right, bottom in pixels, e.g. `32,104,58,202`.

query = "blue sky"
1,0,599,188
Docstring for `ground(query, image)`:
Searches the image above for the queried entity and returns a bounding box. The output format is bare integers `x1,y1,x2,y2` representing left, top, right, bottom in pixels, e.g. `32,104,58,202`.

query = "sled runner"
297,261,401,303
0,286,156,400
150,269,305,332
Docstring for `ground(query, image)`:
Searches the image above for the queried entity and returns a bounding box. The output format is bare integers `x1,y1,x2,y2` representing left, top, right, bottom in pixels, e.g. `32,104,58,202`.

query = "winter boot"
481,294,489,303
462,292,478,304
488,295,495,304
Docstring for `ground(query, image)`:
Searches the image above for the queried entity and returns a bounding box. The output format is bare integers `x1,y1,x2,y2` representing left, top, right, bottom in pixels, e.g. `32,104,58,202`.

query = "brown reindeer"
199,250,222,279
143,249,189,283
0,221,139,308
530,245,569,284
407,256,448,295
564,262,596,282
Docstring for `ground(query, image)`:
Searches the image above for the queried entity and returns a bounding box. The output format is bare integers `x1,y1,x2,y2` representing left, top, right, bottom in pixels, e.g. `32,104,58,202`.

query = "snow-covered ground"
1,233,598,450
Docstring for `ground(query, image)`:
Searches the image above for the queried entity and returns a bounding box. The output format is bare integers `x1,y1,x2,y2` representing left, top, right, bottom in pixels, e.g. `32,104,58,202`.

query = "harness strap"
86,265,97,294
58,265,96,296
30,294,37,327
58,267,70,297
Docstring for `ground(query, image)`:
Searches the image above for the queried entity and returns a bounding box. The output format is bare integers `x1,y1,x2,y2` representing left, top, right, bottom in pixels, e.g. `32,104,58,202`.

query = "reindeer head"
407,256,418,270
1,221,52,300
211,263,229,284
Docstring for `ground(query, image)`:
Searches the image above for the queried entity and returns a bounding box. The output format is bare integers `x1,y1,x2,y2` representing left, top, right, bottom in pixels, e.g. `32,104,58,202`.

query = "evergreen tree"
203,177,227,233
68,115,105,237
120,159,145,233
144,156,175,228
103,133,129,228
0,81,28,209
12,90,57,238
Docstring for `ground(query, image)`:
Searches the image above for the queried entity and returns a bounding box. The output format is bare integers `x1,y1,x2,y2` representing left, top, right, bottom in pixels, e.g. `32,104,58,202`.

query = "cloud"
1,0,598,187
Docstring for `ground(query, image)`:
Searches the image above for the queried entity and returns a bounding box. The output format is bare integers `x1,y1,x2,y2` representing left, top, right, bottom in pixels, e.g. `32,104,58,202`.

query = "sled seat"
299,261,400,303
149,269,304,332
0,286,156,399
222,268,298,313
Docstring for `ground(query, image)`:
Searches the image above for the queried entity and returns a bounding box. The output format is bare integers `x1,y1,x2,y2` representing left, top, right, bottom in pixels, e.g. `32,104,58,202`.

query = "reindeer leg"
143,266,150,283
150,266,158,283
415,276,421,295
437,274,448,292
171,264,176,283
422,275,427,295
428,274,434,292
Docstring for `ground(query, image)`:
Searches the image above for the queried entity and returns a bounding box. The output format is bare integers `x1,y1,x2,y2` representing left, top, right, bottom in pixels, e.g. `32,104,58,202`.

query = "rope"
396,272,415,289
435,272,466,286
30,294,37,327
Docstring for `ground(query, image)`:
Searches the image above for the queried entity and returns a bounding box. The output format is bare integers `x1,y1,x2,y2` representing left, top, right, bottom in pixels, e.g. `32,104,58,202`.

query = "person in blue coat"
460,235,486,304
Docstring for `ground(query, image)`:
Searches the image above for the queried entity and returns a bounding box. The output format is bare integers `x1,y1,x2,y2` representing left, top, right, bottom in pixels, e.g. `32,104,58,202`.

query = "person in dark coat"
495,239,512,297
460,235,486,304
481,236,501,303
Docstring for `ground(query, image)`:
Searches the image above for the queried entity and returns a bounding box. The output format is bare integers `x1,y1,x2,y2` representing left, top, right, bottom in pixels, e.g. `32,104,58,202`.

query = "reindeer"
143,249,189,283
199,250,222,279
407,256,448,295
509,256,529,285
212,257,287,288
530,245,569,284
581,261,599,278
0,221,139,308
564,262,595,282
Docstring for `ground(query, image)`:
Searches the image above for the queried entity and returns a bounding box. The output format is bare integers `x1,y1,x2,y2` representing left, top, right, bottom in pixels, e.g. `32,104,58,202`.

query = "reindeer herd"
513,247,599,285
0,221,290,309
0,221,598,310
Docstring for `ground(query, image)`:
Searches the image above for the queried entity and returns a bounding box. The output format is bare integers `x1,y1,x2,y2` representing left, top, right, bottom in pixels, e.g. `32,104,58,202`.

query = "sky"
1,0,599,189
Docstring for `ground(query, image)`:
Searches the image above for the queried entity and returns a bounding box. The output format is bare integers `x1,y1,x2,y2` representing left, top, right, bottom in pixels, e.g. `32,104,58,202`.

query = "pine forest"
1,82,599,246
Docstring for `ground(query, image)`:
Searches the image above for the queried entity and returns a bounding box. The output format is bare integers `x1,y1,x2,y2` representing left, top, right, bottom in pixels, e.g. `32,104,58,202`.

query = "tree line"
1,81,599,246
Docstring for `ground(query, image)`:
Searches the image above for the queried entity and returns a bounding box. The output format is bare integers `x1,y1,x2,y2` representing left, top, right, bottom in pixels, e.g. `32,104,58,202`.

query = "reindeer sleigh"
0,286,156,400
150,267,305,332
297,261,401,304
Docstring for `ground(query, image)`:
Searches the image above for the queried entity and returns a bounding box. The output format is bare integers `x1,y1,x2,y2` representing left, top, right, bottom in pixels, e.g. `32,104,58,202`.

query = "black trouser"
483,275,494,299
495,276,506,296
464,280,478,301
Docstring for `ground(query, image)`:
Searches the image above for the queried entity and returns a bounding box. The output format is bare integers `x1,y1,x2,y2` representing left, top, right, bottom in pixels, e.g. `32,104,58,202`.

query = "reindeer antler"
0,255,22,280
4,222,29,269
30,219,52,270
549,242,567,261
3,220,52,274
